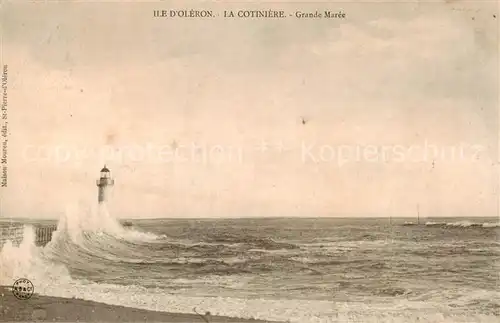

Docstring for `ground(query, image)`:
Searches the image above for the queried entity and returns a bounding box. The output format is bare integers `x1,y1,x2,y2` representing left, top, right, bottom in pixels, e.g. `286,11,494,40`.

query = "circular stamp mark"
12,278,34,300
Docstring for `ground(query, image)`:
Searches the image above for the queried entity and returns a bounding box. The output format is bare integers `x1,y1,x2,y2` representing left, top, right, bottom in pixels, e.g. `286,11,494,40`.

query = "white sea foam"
482,222,500,228
425,221,447,226
423,221,500,228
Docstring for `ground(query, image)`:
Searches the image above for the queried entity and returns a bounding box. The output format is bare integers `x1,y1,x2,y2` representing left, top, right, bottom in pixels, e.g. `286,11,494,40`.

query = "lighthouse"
96,165,114,203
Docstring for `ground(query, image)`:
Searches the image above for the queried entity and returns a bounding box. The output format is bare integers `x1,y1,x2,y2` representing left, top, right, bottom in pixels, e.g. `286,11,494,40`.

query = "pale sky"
1,0,498,218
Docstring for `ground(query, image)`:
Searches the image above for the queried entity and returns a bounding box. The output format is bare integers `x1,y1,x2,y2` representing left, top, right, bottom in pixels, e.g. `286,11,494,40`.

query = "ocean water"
0,205,499,323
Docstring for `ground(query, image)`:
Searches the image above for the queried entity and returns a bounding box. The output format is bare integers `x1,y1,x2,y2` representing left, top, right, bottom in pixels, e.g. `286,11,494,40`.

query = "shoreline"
0,287,282,322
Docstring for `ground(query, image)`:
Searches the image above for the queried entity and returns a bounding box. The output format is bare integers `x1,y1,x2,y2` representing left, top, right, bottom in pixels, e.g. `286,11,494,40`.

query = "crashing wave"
422,221,499,228
425,222,447,226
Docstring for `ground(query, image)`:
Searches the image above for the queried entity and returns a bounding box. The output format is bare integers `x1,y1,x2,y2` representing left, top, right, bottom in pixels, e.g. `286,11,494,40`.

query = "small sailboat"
403,204,420,226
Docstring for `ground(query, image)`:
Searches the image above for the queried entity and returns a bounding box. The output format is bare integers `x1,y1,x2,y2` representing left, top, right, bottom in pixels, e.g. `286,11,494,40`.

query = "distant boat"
402,204,420,226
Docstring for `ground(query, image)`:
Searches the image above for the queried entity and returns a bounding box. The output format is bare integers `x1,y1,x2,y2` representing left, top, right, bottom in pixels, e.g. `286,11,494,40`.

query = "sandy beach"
0,287,281,322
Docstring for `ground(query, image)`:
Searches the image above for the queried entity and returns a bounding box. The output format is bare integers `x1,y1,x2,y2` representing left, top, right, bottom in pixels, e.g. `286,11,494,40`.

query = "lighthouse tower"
96,165,114,203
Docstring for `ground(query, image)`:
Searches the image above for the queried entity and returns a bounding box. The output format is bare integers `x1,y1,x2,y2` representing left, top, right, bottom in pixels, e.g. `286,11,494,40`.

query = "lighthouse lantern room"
96,165,114,203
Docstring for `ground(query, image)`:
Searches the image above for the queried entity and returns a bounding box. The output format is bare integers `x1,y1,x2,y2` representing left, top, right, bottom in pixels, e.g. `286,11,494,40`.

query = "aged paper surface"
0,0,498,322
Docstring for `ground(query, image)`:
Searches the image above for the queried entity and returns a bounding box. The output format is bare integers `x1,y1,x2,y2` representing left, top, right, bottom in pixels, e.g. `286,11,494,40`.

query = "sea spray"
59,200,161,242
0,226,36,284
0,225,66,286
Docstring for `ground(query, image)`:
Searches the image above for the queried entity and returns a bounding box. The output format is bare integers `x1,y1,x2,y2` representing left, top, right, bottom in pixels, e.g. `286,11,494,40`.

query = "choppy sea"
1,204,499,322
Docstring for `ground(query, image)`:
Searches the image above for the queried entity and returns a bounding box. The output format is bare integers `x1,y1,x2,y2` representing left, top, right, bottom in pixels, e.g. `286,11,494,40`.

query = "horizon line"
1,215,499,221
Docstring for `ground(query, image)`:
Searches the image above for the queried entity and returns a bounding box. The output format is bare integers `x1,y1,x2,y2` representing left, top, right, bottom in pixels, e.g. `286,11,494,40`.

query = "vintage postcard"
0,0,498,322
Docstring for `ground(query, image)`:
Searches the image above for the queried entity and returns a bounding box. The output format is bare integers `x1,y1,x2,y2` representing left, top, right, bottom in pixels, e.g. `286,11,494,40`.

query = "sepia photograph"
0,0,498,322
